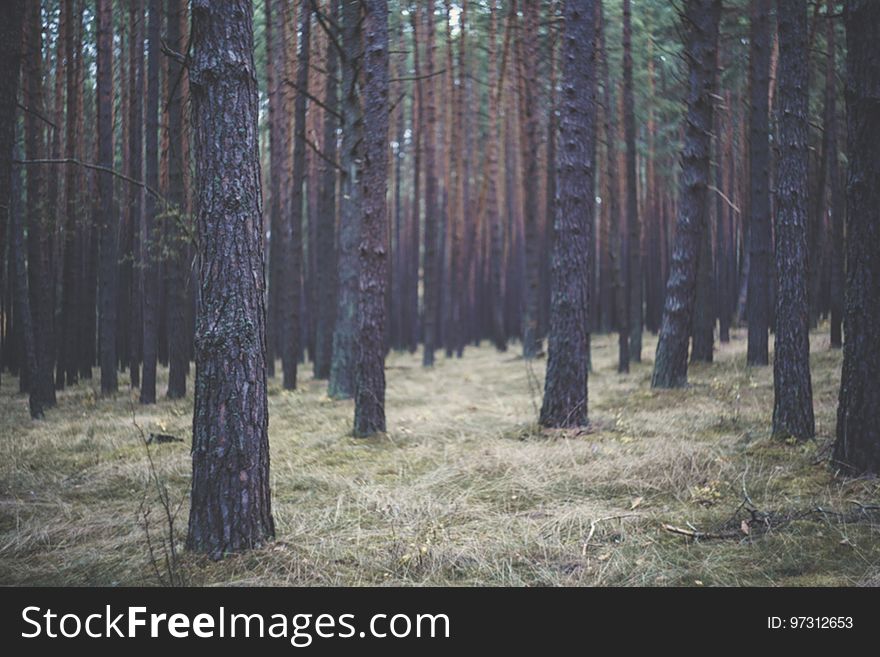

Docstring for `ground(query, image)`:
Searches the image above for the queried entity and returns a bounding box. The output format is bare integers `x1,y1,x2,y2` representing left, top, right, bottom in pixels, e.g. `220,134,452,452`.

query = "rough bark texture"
772,0,814,440
623,0,641,363
96,0,118,395
651,0,720,389
539,0,595,429
746,0,772,366
487,0,506,352
314,0,340,380
141,0,161,404
354,0,390,437
329,0,363,398
187,0,275,558
421,1,440,367
833,0,880,475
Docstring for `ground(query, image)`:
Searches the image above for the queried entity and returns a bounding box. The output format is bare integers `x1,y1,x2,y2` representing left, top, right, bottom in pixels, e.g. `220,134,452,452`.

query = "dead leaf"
630,496,643,510
741,520,750,535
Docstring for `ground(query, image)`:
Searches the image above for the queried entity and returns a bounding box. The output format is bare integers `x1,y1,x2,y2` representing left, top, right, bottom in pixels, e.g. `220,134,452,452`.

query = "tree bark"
539,0,595,429
826,1,843,349
772,0,814,441
651,0,720,389
746,0,772,366
129,0,145,390
141,0,161,404
832,0,880,475
354,0,390,437
187,0,275,558
421,1,440,367
623,0,642,362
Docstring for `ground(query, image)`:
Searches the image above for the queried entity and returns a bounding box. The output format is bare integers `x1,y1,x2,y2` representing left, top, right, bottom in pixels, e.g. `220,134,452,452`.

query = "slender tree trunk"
314,0,340,380
129,0,145,390
141,0,161,404
421,1,440,367
540,0,595,429
166,0,188,399
354,0,390,437
407,3,423,354
832,0,880,475
747,0,772,366
826,1,843,349
651,0,720,389
772,0,814,440
623,0,642,362
96,0,117,395
187,0,275,558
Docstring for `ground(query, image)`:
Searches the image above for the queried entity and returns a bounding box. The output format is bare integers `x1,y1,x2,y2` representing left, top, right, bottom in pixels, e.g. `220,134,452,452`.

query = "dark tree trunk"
354,0,390,437
691,216,714,362
141,0,161,404
314,0,339,380
329,0,363,397
0,3,25,387
407,4,422,354
11,143,43,419
826,0,843,349
187,0,275,558
772,0,814,441
96,0,117,395
23,0,56,408
265,0,280,379
651,0,720,389
746,0,772,366
129,0,145,390
623,0,642,362
487,0,507,352
832,0,880,475
421,0,440,367
539,0,595,429
281,0,311,391
60,0,82,389
518,0,541,359
166,0,188,399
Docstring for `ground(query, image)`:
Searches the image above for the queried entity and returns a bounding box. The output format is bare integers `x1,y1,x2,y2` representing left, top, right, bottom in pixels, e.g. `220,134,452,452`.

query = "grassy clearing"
0,327,878,586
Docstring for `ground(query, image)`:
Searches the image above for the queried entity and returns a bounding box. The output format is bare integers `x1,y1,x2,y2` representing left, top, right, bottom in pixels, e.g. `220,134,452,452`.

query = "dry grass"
1,327,878,586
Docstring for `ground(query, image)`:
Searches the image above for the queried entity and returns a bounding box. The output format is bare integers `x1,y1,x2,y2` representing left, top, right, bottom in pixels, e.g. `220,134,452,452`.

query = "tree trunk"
651,0,720,389
421,1,440,367
329,0,363,398
832,0,880,475
141,0,161,404
623,0,642,362
314,0,340,380
354,0,390,437
746,0,772,366
826,1,842,349
166,0,188,399
772,0,814,441
187,0,275,558
539,0,595,429
96,0,117,394
129,0,144,390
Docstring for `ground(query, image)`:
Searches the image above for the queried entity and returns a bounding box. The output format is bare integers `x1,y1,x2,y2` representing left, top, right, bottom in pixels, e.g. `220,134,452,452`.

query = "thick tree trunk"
651,0,720,389
24,0,56,408
539,0,595,429
329,0,363,397
772,0,814,441
187,0,275,558
354,0,390,437
141,0,161,404
314,0,340,380
0,3,25,386
746,0,772,366
96,0,117,395
832,0,880,475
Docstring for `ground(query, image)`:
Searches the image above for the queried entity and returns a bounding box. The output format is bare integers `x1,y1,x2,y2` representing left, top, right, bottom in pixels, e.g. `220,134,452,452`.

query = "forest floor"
1,327,879,586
